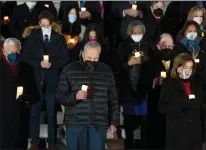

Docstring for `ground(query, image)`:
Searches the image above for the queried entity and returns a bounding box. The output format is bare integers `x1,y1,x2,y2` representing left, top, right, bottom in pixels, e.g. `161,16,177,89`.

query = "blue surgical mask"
68,14,77,23
7,53,17,64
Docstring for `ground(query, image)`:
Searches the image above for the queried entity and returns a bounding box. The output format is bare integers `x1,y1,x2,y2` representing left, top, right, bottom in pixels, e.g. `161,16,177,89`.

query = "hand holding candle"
135,52,140,58
75,85,88,100
16,86,23,99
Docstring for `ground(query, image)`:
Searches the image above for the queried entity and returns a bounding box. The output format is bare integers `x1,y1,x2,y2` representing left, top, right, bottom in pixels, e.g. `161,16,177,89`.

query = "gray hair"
3,37,21,50
127,20,146,36
83,41,101,53
159,33,173,41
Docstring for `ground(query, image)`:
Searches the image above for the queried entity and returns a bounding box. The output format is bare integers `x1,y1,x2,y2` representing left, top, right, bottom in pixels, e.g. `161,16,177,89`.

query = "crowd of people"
1,1,206,150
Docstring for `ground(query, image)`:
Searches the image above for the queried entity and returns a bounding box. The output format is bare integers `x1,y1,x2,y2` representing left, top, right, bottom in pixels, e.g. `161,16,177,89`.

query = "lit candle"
70,39,75,44
81,7,86,11
44,4,49,8
16,86,23,99
195,59,200,63
43,55,49,63
161,71,166,78
132,4,137,10
189,94,195,99
135,52,140,58
81,85,88,91
4,16,9,22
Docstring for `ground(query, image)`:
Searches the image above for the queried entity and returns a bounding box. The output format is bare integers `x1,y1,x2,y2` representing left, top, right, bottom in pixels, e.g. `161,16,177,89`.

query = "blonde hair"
187,6,206,26
171,53,196,79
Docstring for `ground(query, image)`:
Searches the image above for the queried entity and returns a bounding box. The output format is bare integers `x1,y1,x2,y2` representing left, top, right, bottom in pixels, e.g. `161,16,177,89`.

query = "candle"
132,4,137,10
81,85,88,91
4,16,9,22
16,86,23,99
135,52,140,58
44,4,49,8
189,94,195,99
43,55,49,62
70,39,75,44
81,7,86,11
161,71,166,78
202,32,204,38
195,59,200,63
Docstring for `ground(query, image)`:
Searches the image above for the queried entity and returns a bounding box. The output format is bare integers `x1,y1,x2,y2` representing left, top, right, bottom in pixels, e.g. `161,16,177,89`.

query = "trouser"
123,115,147,149
66,127,107,150
30,93,57,145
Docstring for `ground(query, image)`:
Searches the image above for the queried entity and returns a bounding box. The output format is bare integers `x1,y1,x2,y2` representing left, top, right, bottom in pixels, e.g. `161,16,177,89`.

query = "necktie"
197,1,204,8
44,34,49,44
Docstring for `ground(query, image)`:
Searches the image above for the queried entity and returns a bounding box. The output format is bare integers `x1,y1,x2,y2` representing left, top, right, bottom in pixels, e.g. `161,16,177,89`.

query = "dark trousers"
66,127,107,150
124,115,147,149
30,93,57,145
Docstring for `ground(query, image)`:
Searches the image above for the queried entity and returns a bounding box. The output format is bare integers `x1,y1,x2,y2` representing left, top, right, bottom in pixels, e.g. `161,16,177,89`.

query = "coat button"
190,120,193,122
25,20,27,22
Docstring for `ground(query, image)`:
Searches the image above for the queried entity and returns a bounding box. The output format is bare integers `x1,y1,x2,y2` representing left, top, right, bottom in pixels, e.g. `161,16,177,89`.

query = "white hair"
3,38,21,50
83,41,101,53
159,33,173,41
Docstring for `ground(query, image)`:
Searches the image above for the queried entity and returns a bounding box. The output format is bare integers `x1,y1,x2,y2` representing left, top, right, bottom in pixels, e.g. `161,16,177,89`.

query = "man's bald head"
158,33,174,50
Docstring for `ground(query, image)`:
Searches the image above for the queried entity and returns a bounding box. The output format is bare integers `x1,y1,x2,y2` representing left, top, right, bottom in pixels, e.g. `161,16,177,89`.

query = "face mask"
159,48,174,61
193,17,203,25
89,38,97,42
153,8,163,17
26,2,36,10
68,14,77,23
84,60,98,71
7,53,17,64
131,34,143,43
41,27,52,36
186,32,197,41
179,69,192,79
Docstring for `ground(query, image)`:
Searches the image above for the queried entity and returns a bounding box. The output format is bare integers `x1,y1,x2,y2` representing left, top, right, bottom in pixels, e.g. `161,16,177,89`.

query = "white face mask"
26,2,37,10
193,17,203,25
186,32,197,41
131,34,143,43
41,27,52,36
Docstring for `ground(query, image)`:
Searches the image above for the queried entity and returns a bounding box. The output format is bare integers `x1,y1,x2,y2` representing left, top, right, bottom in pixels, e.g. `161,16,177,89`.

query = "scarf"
180,36,201,54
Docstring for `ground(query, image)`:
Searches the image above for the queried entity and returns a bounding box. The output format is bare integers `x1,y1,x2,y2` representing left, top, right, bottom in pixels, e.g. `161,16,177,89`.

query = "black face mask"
84,60,98,71
153,8,163,17
159,48,174,61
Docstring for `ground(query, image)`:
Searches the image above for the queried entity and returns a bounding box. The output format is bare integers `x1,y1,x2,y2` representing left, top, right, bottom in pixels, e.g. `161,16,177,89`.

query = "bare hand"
41,61,47,68
108,125,117,134
79,11,91,19
153,77,163,87
45,62,51,69
76,90,88,100
128,56,141,66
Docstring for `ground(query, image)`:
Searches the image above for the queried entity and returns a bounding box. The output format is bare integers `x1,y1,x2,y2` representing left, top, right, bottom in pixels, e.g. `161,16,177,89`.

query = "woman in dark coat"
159,53,205,149
115,20,149,149
81,23,111,66
61,6,82,63
174,20,206,80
